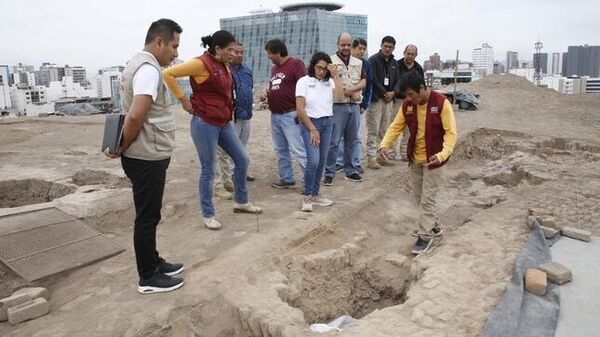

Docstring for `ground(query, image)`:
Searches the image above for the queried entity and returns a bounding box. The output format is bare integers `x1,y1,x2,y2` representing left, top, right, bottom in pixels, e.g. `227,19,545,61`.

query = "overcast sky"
1,0,597,74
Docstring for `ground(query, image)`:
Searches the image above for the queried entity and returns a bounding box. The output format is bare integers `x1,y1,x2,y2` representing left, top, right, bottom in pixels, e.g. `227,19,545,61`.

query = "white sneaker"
312,195,334,207
203,217,222,230
301,198,313,212
233,202,263,214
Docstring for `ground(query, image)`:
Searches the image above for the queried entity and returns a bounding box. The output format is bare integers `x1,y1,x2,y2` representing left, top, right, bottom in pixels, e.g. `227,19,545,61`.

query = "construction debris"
525,268,547,296
1,287,50,324
7,298,49,325
561,227,592,242
538,262,572,285
441,89,481,110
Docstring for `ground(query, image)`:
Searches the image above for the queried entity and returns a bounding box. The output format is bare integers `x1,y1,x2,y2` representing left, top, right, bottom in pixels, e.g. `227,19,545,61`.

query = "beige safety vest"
330,53,363,104
121,52,176,160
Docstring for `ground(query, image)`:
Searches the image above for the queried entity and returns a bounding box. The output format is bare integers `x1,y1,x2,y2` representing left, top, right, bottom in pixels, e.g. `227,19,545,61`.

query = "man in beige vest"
105,19,184,294
323,32,366,186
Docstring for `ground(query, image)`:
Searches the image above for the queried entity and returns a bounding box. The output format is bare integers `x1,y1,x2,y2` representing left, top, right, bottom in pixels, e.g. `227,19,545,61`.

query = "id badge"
384,77,389,86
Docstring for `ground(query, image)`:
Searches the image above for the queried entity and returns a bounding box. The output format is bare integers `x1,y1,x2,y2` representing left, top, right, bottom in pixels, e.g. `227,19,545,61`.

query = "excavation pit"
0,179,76,208
279,243,412,324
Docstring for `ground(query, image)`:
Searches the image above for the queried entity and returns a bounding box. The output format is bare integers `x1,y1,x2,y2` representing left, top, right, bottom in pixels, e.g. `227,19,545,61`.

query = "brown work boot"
214,187,232,200
223,180,234,192
233,202,263,214
367,159,381,170
377,157,395,167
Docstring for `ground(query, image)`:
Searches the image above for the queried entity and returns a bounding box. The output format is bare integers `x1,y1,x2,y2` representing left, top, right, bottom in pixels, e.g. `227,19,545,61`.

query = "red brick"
525,268,547,296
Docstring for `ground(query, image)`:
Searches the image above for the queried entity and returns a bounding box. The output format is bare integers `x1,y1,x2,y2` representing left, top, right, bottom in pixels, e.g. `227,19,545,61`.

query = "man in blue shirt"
231,42,255,181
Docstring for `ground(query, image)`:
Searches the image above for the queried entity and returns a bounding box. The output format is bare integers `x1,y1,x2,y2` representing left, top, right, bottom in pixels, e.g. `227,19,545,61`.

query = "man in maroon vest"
378,72,457,255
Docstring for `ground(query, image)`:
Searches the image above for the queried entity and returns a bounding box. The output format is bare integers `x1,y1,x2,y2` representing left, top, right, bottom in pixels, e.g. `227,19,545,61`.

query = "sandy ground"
0,74,599,336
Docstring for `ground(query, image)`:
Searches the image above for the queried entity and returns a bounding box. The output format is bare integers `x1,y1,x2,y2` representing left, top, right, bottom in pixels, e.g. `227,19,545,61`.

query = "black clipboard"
101,114,125,153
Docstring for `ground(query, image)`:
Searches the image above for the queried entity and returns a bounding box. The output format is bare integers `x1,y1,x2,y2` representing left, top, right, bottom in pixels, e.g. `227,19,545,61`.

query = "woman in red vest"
163,30,262,230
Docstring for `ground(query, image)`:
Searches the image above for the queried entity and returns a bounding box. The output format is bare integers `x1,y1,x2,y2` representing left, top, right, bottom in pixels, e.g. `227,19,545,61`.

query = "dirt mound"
464,74,549,92
0,179,76,208
71,170,130,188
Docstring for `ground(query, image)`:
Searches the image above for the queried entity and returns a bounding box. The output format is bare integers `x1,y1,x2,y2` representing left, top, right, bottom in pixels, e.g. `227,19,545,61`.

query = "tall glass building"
220,2,368,83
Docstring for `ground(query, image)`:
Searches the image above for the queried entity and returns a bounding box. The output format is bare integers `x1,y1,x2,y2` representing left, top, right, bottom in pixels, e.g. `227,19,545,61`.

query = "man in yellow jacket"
378,72,457,255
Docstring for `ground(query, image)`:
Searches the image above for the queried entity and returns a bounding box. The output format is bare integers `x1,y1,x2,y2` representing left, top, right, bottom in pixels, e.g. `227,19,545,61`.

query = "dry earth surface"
0,74,599,336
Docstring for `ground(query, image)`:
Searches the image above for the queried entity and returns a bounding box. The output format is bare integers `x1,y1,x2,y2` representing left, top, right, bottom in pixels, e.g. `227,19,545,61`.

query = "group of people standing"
107,18,456,294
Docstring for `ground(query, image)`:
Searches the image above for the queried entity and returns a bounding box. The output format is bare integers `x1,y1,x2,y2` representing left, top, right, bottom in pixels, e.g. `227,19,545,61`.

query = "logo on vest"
431,106,439,113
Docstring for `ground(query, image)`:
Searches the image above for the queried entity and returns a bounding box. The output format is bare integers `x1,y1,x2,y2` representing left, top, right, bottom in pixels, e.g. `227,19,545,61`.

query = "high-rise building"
0,65,11,109
561,52,568,76
64,65,87,85
533,53,548,75
38,63,62,86
551,53,562,75
506,51,519,72
563,45,600,77
429,53,441,71
97,71,123,111
472,43,494,77
15,71,36,87
423,60,432,71
220,3,368,83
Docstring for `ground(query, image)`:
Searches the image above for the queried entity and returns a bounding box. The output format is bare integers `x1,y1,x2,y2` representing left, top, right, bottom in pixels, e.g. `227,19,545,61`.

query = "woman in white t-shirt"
295,52,344,212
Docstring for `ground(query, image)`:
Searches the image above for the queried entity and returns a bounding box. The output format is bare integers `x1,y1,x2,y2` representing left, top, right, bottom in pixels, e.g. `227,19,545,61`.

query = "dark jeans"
121,155,170,279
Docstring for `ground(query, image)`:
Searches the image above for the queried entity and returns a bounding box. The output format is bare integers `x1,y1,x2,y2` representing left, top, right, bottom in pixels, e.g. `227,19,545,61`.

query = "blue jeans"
190,116,249,218
336,112,364,170
325,103,360,177
300,116,333,197
270,111,307,183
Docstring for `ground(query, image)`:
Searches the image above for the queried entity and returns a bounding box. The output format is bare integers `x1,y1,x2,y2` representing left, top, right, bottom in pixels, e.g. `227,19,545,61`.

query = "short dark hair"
352,38,367,48
381,36,396,46
399,72,426,94
264,39,288,57
307,52,332,80
144,19,182,45
201,30,236,56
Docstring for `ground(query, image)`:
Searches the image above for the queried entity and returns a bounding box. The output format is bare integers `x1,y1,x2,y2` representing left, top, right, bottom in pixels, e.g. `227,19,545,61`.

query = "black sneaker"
345,173,363,182
157,258,184,276
410,225,443,238
411,237,433,255
336,166,344,174
246,175,255,182
323,176,334,186
138,271,184,294
271,179,295,189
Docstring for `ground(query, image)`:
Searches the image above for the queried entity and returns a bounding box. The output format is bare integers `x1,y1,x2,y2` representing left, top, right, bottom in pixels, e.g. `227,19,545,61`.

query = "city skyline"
1,0,598,74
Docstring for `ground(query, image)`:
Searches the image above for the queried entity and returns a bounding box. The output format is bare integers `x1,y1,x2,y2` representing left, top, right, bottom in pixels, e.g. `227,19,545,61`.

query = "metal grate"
0,207,124,281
